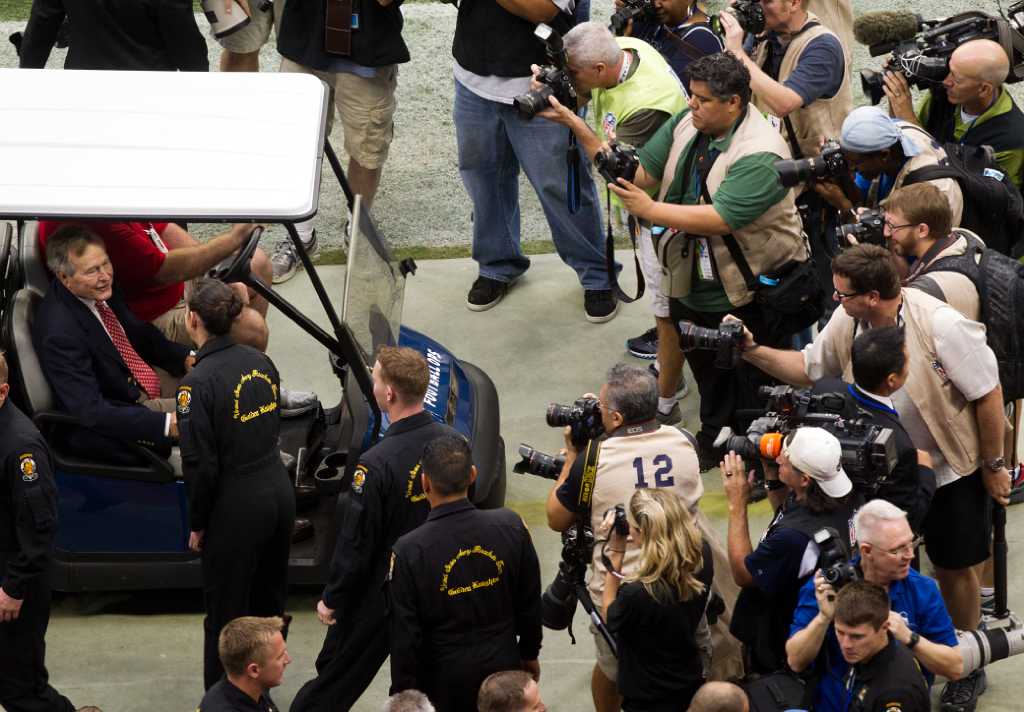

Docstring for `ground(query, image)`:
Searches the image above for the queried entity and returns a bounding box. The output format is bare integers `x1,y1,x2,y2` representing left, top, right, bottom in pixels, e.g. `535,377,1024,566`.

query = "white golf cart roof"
0,69,328,221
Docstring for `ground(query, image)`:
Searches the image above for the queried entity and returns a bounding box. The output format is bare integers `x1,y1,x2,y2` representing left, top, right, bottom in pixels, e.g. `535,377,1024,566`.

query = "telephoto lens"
513,444,567,480
957,625,1024,675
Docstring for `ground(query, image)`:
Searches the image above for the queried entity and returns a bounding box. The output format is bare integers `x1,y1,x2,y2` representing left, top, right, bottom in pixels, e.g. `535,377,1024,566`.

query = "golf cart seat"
19,221,50,295
4,286,176,483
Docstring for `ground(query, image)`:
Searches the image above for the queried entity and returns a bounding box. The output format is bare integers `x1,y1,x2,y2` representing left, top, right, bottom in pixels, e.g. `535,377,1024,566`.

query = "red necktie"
95,300,162,400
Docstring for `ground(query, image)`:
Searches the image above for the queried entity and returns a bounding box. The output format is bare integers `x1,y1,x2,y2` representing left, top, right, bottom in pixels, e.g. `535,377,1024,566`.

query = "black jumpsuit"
0,399,74,712
388,499,543,712
290,411,460,712
177,336,296,691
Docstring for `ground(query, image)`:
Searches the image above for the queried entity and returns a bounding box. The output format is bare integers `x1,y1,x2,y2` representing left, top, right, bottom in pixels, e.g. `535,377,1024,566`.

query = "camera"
677,319,745,370
721,386,898,492
731,0,766,35
513,444,566,480
835,209,886,247
609,0,659,36
547,398,605,448
857,6,1024,104
773,139,847,188
201,0,251,39
814,527,860,590
513,25,578,120
958,623,1024,676
541,522,595,630
594,142,640,186
610,504,629,537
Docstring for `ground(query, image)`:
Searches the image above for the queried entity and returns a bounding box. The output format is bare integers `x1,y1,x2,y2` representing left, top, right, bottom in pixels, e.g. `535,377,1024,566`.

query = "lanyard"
847,384,898,417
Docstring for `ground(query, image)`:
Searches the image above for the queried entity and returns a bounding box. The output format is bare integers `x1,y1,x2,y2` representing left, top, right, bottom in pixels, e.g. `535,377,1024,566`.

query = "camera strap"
578,439,600,510
566,131,581,214
604,188,646,303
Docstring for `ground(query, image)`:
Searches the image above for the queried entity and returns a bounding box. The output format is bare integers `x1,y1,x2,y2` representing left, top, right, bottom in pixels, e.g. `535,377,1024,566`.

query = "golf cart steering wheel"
208,225,263,285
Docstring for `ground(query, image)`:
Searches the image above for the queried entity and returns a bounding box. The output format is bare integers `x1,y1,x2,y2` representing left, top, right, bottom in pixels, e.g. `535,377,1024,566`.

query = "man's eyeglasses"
867,536,923,557
884,220,916,233
833,288,864,301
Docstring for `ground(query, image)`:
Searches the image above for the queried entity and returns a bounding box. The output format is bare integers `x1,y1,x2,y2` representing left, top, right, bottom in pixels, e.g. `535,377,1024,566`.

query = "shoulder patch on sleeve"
352,464,368,494
19,453,38,482
387,551,396,581
177,386,192,415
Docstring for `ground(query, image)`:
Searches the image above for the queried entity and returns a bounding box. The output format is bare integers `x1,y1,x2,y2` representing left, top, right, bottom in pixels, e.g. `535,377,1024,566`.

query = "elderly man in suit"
33,224,192,463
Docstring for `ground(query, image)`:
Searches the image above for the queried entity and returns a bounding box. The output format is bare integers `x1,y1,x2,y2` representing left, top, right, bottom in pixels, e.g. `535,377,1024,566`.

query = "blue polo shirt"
789,564,958,712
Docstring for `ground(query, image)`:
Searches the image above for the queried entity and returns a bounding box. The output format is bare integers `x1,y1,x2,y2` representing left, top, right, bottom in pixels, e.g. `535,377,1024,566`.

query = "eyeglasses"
884,220,916,233
866,536,923,558
833,288,864,301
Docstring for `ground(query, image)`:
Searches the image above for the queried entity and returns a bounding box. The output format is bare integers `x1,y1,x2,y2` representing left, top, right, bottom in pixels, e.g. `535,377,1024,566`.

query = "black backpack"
903,143,1024,258
910,231,1024,402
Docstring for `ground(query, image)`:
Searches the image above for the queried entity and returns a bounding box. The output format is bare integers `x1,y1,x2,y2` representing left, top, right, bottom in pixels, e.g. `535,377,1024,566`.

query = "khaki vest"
910,230,981,321
586,425,703,605
751,14,853,160
803,0,853,63
655,108,806,306
871,124,965,226
826,289,981,474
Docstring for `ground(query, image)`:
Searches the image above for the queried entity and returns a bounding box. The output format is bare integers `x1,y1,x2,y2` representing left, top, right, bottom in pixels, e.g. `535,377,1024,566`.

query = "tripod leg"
994,503,1009,619
576,583,618,657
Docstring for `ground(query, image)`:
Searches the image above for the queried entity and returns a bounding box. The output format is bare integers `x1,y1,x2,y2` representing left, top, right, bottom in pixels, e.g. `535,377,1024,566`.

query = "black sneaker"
627,327,658,359
940,669,987,712
467,276,508,312
584,289,619,323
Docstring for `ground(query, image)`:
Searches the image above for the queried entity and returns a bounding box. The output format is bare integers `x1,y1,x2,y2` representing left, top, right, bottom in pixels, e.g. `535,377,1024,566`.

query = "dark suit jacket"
18,0,208,71
33,279,190,459
812,377,937,531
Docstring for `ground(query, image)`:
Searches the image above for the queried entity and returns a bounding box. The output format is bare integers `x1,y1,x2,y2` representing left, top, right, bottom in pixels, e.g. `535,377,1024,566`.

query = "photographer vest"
803,0,854,64
905,230,981,321
585,424,702,606
751,14,852,160
656,108,806,306
452,0,573,78
826,289,981,475
868,124,964,226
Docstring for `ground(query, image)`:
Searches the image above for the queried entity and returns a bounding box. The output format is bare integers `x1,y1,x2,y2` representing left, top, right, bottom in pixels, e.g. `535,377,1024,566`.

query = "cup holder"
314,451,349,496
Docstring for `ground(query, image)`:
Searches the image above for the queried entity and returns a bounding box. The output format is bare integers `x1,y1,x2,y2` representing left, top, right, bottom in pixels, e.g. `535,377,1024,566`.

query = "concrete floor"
43,252,1024,711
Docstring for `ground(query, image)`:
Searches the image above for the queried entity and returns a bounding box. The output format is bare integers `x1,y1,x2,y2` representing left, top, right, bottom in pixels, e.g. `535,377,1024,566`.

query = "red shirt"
39,221,185,322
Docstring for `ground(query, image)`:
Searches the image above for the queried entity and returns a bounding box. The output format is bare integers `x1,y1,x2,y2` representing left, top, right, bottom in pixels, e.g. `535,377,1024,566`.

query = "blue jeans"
454,79,610,289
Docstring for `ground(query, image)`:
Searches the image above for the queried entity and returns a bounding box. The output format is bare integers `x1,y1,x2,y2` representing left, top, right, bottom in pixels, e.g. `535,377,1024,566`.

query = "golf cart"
0,69,505,591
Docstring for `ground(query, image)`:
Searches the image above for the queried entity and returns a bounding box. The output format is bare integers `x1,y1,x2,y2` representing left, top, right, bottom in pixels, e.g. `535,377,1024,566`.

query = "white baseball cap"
782,427,853,499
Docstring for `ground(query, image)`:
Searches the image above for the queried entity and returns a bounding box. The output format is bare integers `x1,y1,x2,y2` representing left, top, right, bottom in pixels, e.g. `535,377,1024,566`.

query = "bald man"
887,39,1024,188
687,682,749,712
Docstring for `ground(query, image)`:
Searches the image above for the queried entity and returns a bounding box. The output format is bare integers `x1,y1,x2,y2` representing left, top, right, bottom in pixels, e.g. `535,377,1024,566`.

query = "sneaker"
271,230,319,284
648,362,690,398
656,402,682,426
584,289,619,323
627,327,658,359
1010,465,1024,505
940,669,987,712
980,591,996,619
467,276,509,312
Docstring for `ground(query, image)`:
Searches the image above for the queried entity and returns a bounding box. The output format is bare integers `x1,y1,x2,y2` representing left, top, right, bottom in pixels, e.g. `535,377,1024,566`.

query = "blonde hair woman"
602,488,713,711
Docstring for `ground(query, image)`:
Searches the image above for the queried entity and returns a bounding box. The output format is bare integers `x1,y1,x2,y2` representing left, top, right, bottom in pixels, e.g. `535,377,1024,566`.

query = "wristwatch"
907,631,921,650
984,457,1006,472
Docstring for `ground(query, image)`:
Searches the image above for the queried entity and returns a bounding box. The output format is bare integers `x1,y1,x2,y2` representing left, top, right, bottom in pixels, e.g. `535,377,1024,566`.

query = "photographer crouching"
787,500,963,712
603,51,816,469
721,428,858,675
545,364,703,712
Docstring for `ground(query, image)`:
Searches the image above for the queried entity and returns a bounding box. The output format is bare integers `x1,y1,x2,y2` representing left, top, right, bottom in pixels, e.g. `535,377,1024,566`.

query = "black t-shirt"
607,540,714,710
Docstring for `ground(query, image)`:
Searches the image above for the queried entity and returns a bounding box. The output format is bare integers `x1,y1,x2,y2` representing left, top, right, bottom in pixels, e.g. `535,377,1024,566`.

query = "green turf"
0,0,434,21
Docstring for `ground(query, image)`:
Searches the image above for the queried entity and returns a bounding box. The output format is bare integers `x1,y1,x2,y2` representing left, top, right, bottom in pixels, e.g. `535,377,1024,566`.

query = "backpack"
909,231,1024,402
903,143,1024,258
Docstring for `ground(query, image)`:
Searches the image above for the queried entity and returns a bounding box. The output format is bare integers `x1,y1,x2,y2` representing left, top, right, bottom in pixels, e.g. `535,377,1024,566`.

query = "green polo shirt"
918,88,1024,188
638,109,789,311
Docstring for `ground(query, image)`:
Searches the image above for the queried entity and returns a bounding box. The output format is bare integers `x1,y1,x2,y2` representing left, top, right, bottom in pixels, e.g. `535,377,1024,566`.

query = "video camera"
609,0,659,36
835,209,886,247
677,319,746,370
854,6,1024,104
773,139,848,188
594,141,640,186
514,24,578,119
721,385,898,492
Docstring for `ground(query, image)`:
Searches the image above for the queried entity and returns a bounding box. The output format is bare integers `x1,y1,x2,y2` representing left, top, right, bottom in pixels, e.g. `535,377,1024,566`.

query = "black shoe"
467,276,508,312
585,289,619,323
627,327,658,359
292,518,314,544
940,669,987,712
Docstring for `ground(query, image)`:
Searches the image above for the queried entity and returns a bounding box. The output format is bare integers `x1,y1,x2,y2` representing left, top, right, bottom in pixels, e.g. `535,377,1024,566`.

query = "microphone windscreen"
853,11,922,48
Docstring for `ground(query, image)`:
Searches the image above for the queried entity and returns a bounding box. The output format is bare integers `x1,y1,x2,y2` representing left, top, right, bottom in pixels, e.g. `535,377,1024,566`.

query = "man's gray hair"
853,498,907,545
44,224,104,277
605,363,658,423
381,690,435,712
564,21,622,68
